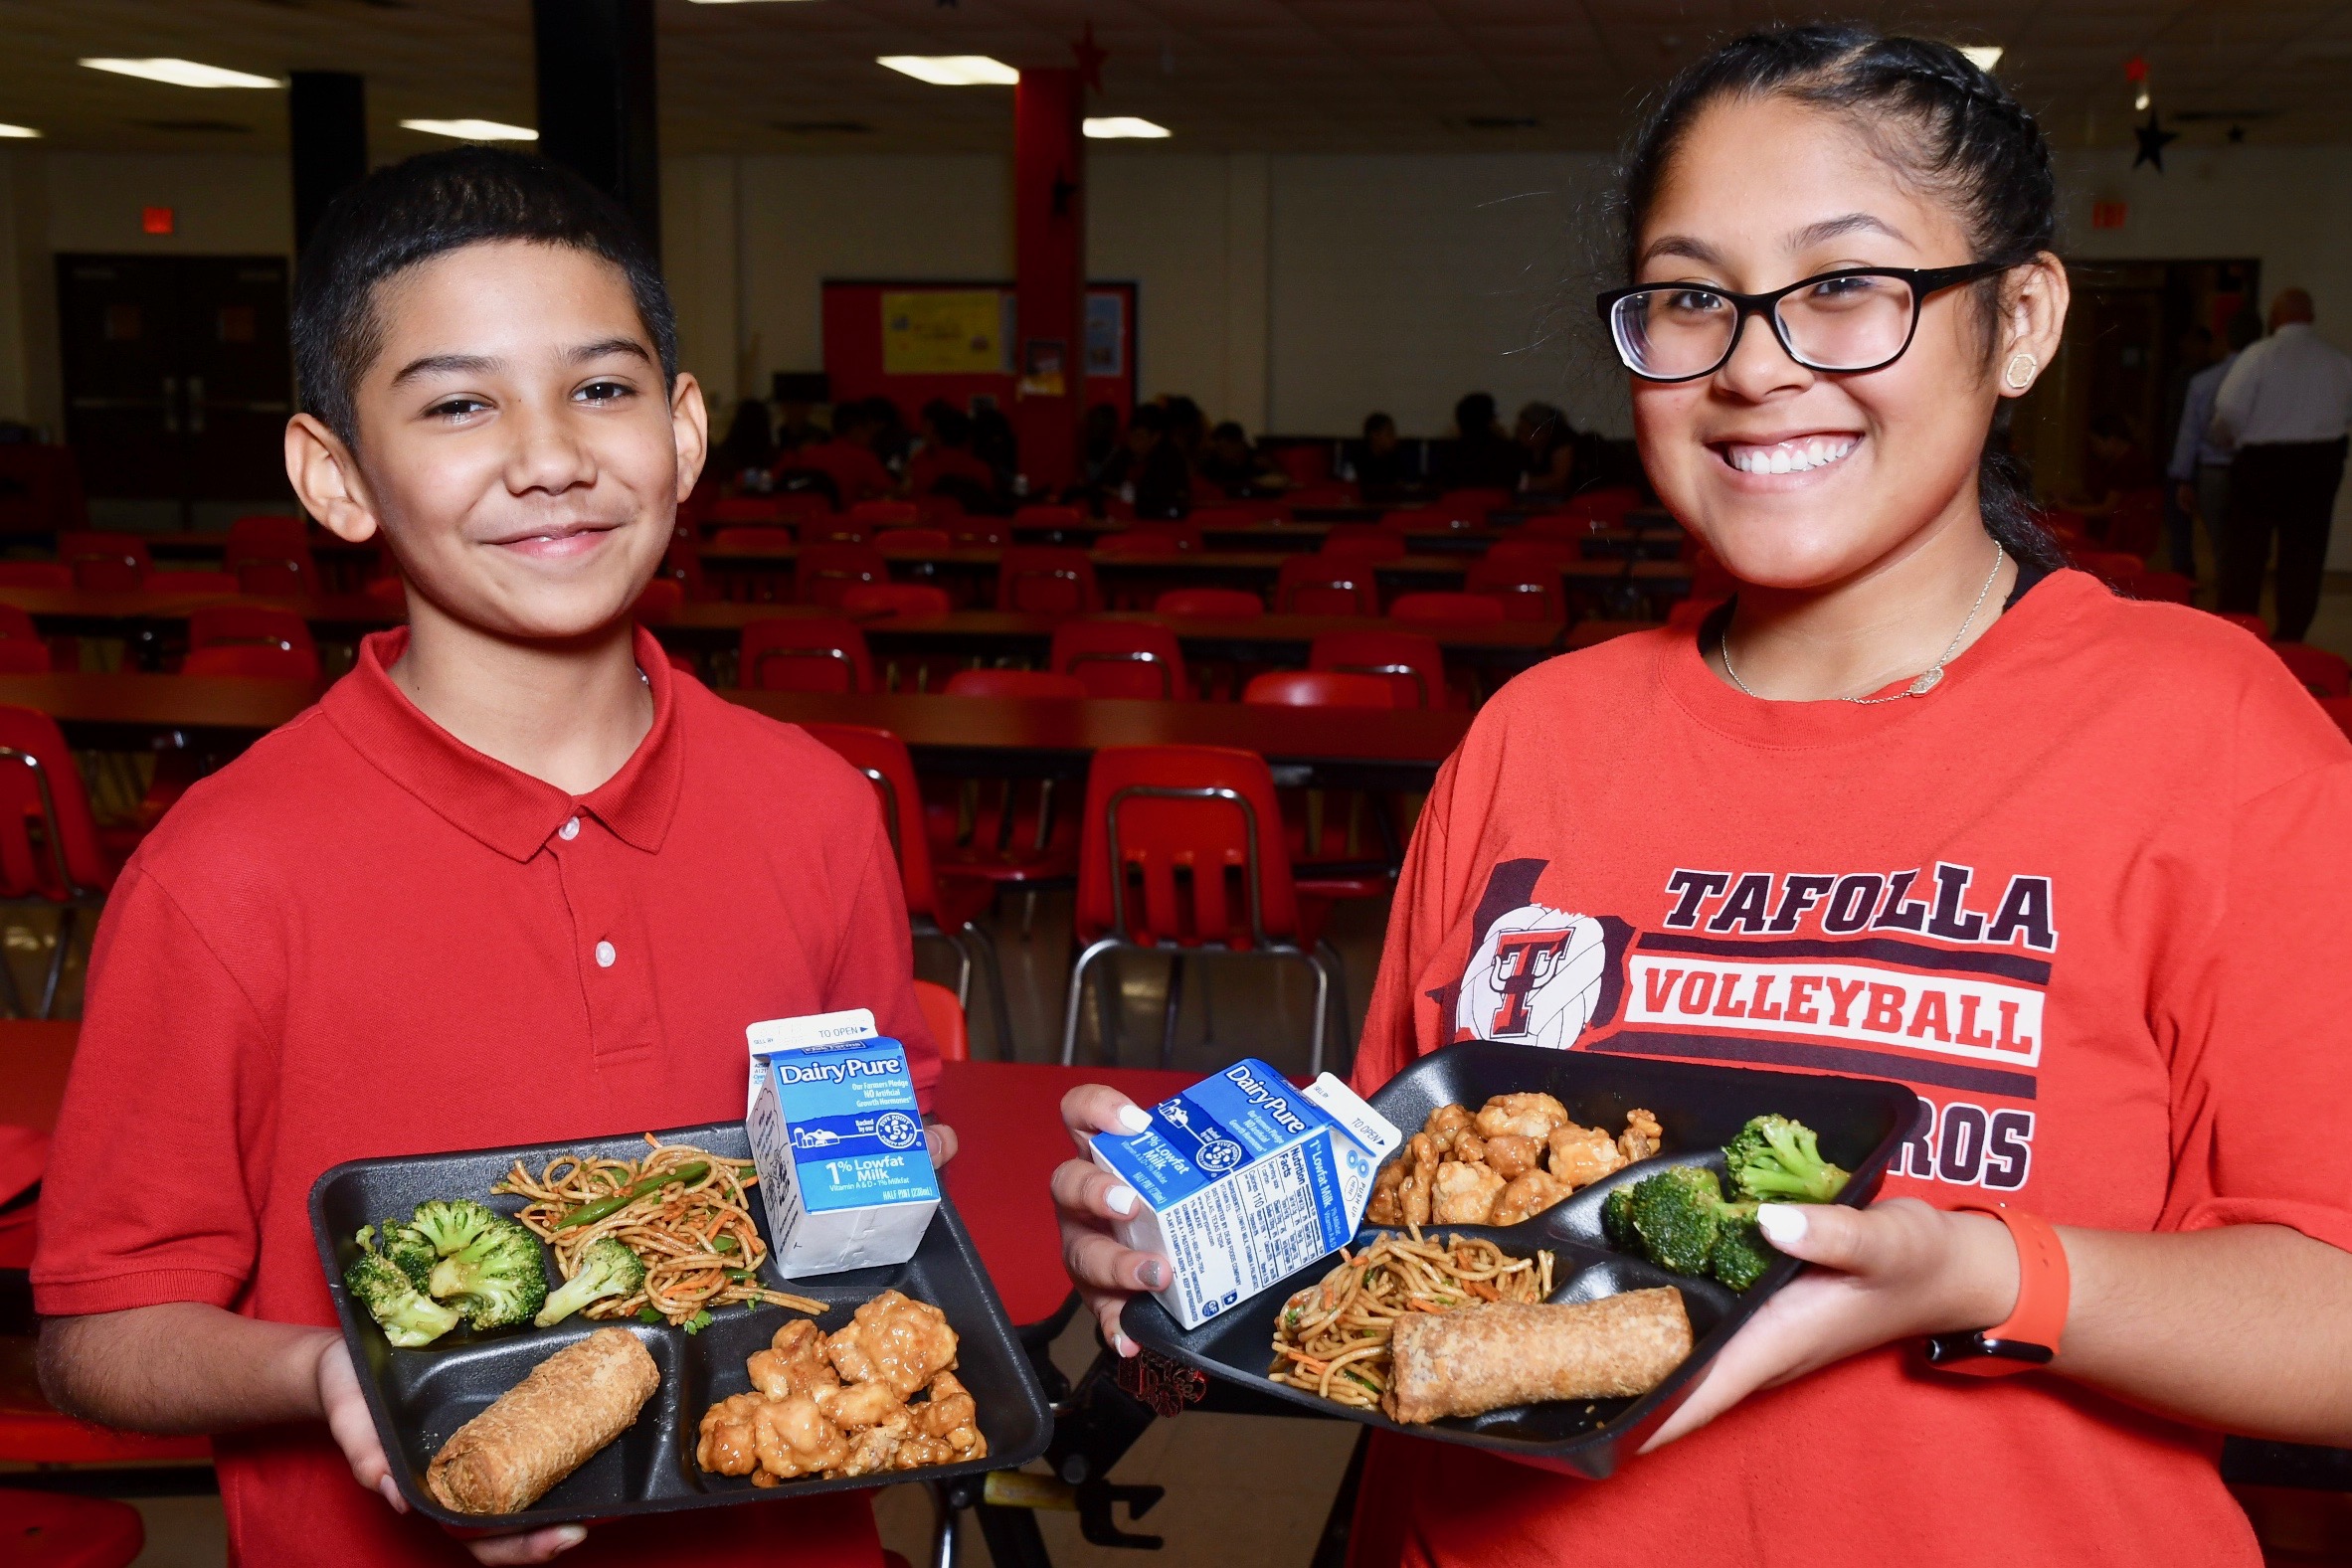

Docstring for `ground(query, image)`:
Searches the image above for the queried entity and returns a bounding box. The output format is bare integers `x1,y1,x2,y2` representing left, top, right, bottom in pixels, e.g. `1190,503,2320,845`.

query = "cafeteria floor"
55,569,2352,1567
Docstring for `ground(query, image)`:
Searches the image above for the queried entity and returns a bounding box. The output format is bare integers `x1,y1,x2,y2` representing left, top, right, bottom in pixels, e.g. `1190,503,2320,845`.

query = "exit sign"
2090,201,2128,230
140,206,174,236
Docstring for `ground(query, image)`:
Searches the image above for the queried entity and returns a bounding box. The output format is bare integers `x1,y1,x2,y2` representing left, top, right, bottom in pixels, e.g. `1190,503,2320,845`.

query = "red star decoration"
1073,20,1108,93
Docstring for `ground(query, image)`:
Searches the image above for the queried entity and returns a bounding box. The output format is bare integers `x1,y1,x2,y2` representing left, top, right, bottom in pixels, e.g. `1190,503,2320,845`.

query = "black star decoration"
2133,108,2178,171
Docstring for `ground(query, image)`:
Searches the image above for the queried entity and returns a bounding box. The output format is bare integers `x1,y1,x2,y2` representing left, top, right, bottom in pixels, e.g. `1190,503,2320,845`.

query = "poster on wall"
880,289,1008,376
1085,292,1125,377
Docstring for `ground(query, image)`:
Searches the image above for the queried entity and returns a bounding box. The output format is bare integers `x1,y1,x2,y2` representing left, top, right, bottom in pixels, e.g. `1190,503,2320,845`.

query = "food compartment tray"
311,1120,1051,1527
1124,1041,1919,1478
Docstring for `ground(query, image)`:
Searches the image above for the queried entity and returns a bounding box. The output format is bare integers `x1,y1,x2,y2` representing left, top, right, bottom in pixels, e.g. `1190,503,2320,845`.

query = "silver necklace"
1720,541,2005,705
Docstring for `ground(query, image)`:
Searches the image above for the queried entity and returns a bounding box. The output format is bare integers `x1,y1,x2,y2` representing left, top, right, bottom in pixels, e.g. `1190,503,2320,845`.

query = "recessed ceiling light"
81,58,281,89
1084,116,1171,139
401,118,539,142
0,124,41,139
877,56,1019,87
1960,46,2003,73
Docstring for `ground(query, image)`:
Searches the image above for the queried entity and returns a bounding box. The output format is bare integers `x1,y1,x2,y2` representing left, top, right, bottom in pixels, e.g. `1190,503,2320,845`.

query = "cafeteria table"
0,674,1470,790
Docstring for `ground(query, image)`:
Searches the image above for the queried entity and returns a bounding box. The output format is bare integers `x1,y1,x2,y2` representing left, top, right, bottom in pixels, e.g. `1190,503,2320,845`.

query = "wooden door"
56,255,184,502
55,254,292,514
178,258,293,502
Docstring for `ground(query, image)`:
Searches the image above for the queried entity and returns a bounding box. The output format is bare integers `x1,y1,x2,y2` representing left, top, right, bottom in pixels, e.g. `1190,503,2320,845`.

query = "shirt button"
560,816,580,841
595,940,617,968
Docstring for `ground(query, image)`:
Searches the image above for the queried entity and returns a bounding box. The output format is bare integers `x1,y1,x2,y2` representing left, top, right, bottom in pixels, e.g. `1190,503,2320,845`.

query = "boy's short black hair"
292,146,677,446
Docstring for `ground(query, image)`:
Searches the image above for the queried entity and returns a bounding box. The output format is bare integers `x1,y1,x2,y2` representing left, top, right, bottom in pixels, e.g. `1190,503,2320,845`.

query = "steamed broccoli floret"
345,1231,461,1347
427,1217,549,1331
534,1238,647,1327
1627,1165,1728,1276
1600,1184,1636,1249
366,1219,437,1292
1709,1202,1777,1292
1723,1116,1850,1204
407,1198,504,1258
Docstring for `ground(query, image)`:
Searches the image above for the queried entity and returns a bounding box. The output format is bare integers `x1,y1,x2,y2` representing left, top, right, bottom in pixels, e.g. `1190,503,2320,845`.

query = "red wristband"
1925,1200,2070,1377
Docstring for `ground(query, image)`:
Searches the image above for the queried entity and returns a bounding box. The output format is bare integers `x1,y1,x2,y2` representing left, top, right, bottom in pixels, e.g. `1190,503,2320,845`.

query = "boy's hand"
316,1337,589,1562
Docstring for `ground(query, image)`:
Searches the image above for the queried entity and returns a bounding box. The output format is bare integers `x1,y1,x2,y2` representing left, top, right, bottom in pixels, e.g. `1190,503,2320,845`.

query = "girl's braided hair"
1616,25,2065,570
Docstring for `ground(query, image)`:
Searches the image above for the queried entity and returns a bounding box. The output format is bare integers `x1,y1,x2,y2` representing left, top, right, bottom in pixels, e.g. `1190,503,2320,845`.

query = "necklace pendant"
1906,666,1944,697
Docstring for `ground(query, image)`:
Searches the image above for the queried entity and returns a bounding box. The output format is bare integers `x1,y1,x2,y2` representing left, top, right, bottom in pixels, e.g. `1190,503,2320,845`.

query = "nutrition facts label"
1161,1143,1325,1320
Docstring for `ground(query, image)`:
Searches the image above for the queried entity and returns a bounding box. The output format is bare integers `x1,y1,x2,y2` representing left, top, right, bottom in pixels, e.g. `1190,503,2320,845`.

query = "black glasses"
1595,261,2015,383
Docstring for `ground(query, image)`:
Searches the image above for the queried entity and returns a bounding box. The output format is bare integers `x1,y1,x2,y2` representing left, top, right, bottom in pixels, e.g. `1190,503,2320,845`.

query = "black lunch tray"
309,1121,1051,1528
1123,1040,1921,1479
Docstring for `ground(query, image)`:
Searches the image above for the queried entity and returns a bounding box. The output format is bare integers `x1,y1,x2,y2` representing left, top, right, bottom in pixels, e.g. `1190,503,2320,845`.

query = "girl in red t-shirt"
1051,25,2352,1567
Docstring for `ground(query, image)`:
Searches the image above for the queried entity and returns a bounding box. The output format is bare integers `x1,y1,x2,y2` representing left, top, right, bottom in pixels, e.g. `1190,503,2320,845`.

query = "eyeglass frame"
1593,261,2019,384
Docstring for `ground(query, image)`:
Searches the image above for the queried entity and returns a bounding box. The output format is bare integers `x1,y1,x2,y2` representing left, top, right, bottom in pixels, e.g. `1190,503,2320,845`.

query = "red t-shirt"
789,439,895,506
1347,569,2352,1567
33,627,937,1567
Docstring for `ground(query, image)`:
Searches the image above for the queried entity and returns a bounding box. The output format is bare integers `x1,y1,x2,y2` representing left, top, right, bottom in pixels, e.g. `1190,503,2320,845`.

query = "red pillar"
1013,68,1085,493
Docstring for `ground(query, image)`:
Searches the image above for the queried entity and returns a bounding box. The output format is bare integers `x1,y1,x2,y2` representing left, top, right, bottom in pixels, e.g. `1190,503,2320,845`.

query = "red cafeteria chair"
995,547,1101,617
873,528,953,554
1320,526,1406,563
1465,556,1568,621
57,533,148,594
1311,628,1446,709
0,563,71,590
1276,556,1378,616
1390,592,1506,627
841,582,952,618
913,977,969,1064
0,606,48,675
633,578,684,622
0,707,116,1016
848,499,920,530
706,526,795,603
796,543,889,609
2214,611,2271,640
2075,551,2145,589
1012,504,1084,533
709,494,798,529
2129,570,2194,605
0,1489,144,1568
740,617,874,693
801,723,1012,1054
2274,642,2352,699
1242,673,1401,909
187,605,321,682
1050,618,1190,700
2319,696,2352,743
1154,588,1263,619
1059,745,1347,1074
951,518,1008,549
152,570,241,595
225,514,317,596
932,670,1085,925
181,644,317,679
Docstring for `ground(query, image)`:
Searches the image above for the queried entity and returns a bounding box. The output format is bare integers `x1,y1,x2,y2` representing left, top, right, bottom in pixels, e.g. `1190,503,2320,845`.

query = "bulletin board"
820,279,1138,422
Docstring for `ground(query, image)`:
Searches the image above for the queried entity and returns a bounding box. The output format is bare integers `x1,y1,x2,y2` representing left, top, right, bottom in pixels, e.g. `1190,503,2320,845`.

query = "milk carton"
1089,1058,1401,1330
746,1008,940,1278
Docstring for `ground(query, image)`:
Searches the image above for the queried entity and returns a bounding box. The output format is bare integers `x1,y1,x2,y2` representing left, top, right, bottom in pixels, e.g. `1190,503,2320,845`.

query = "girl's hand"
1643,1197,2019,1449
317,1336,588,1562
1051,1085,1172,1356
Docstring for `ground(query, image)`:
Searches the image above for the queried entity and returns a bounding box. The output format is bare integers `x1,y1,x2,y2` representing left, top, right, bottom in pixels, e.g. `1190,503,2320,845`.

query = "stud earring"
2003,352,2039,391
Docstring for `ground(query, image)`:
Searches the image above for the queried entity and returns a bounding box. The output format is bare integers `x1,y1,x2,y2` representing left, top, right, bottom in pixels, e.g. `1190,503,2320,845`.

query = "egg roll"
428,1327,659,1515
1383,1288,1692,1424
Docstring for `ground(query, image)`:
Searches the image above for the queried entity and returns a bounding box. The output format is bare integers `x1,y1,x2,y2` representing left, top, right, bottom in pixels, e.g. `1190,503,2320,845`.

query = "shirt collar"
323,623,684,862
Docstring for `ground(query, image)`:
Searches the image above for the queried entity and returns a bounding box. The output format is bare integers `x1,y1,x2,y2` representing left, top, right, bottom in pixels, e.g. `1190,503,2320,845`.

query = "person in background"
708,399,775,490
1163,396,1207,467
1354,412,1415,487
1097,403,1191,519
969,404,1019,496
2169,311,2261,584
2067,412,2154,533
1082,402,1123,486
1200,420,1283,496
2214,287,2352,641
784,399,893,507
2157,326,2215,576
774,396,824,456
862,396,912,478
907,402,996,511
1515,400,1583,493
1441,391,1528,490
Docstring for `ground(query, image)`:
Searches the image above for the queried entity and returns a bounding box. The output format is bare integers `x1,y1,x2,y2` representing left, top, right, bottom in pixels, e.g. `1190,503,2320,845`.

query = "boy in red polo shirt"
31,149,942,1566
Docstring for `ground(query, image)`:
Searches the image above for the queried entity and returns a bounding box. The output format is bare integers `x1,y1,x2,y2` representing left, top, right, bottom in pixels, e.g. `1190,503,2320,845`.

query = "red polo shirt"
33,626,937,1567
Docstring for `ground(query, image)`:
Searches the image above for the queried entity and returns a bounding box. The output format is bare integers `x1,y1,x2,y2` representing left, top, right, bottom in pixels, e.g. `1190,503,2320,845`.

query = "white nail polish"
1105,1185,1139,1216
1115,1331,1139,1357
1116,1104,1153,1133
1756,1203,1807,1245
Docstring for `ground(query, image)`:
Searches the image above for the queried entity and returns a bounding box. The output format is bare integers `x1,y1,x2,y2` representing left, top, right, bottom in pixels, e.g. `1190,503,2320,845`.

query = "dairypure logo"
772,1056,907,1086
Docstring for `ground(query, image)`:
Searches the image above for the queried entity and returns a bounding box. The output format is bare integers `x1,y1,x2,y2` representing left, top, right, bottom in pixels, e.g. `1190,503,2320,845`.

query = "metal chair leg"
40,906,77,1021
1303,948,1332,1080
948,932,976,1010
960,919,1015,1062
1159,954,1185,1071
927,1479,960,1568
1318,939,1354,1077
0,919,26,1020
1094,949,1121,1066
1060,937,1122,1065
